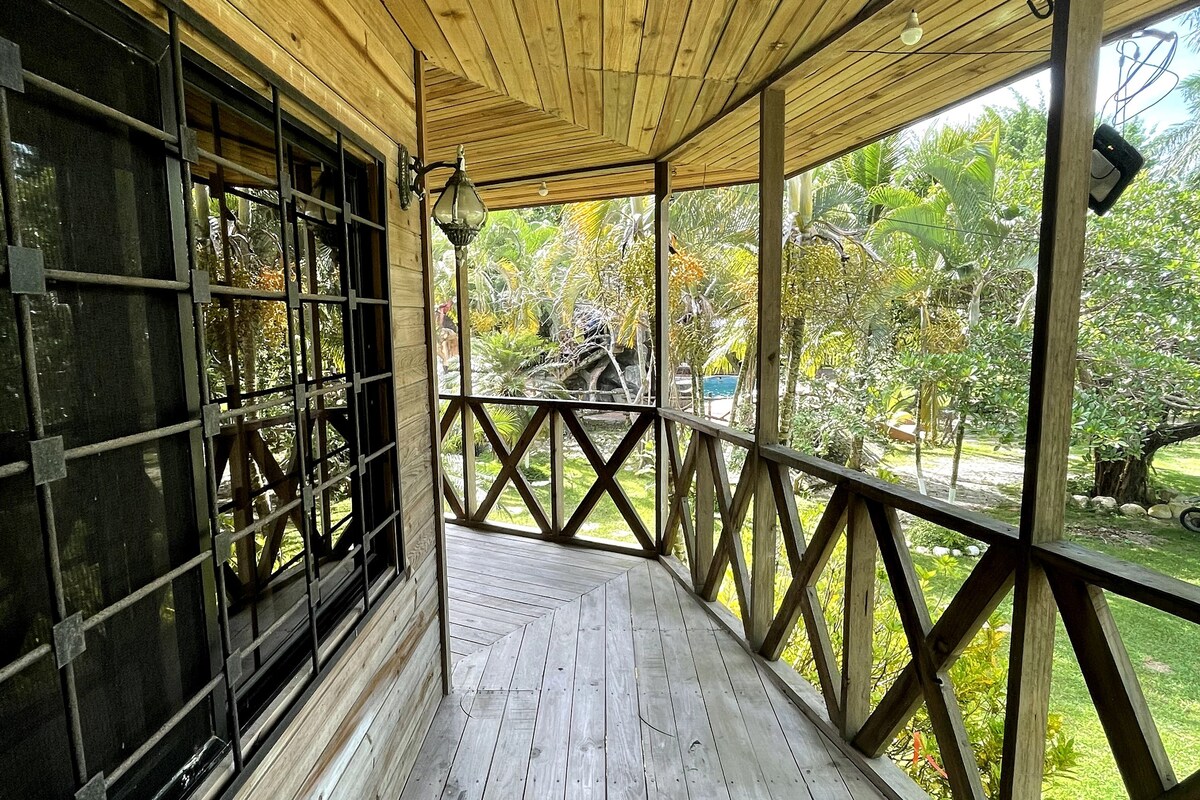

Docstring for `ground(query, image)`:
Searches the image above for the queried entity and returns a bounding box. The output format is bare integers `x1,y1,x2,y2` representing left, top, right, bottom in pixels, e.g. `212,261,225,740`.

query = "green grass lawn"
909,520,1200,799
885,438,1200,797
445,431,1200,798
444,417,657,550
1155,441,1200,498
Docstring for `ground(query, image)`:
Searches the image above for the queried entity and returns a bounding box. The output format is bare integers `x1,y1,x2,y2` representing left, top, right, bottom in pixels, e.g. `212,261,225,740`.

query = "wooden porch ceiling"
395,0,1188,209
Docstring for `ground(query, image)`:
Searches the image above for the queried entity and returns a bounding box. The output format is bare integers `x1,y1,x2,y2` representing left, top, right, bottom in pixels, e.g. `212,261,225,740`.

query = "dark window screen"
0,0,404,798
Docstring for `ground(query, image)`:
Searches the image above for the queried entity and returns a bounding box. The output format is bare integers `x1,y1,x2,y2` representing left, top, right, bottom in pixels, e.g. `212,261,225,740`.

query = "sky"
914,8,1199,135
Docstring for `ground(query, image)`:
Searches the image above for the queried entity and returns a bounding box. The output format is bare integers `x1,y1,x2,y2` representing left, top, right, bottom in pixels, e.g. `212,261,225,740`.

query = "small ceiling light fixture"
900,10,923,46
537,181,549,197
398,144,488,246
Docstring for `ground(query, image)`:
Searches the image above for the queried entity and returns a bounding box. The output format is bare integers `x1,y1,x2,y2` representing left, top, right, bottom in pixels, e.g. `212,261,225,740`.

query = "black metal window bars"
0,1,405,797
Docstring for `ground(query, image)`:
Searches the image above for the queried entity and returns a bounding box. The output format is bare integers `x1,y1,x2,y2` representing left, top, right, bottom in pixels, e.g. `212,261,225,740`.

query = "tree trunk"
1092,454,1152,505
913,387,928,496
1092,419,1200,504
849,434,865,472
948,411,967,504
732,340,755,429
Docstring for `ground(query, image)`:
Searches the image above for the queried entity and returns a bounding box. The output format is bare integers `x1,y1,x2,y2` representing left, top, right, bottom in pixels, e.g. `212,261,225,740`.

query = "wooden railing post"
841,494,876,740
550,407,565,535
751,87,785,649
1001,0,1103,796
653,160,671,554
694,433,715,590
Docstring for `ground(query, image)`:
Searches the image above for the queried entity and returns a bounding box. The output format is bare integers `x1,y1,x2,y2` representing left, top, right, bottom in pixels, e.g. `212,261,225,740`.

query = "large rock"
1070,494,1090,509
1119,503,1147,518
1091,496,1118,512
1148,504,1175,520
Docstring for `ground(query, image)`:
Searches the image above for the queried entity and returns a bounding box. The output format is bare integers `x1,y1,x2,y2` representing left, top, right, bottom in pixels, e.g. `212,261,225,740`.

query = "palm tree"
871,124,1033,501
1155,73,1200,185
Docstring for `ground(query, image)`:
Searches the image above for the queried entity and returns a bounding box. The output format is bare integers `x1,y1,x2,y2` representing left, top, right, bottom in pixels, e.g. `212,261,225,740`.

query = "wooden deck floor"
402,525,884,800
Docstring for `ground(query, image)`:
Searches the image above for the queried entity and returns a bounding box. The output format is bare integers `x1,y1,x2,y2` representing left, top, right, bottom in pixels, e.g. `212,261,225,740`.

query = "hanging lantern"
431,145,488,246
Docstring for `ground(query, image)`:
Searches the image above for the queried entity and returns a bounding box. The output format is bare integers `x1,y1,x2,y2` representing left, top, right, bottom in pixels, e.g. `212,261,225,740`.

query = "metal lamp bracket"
398,144,459,211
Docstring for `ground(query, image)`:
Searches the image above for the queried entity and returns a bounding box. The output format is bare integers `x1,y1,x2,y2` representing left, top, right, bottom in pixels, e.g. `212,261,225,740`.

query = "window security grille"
0,1,405,797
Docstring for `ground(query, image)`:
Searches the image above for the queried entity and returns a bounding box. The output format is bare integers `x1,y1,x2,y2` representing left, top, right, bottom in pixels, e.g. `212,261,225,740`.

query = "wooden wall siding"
118,0,446,796
234,555,443,799
411,0,1185,208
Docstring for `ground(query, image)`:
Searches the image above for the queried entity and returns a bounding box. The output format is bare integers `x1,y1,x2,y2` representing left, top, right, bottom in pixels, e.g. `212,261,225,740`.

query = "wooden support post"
415,50,453,694
550,408,565,534
841,495,875,739
654,161,671,554
1000,0,1103,796
455,246,476,520
750,87,785,649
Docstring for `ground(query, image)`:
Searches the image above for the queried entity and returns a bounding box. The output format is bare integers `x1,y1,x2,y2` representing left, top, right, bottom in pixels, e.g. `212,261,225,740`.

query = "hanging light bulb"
900,10,923,46
537,181,549,197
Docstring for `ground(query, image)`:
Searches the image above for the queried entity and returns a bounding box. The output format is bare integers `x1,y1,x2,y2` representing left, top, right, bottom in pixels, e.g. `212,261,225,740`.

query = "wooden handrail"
437,394,657,557
660,407,1019,548
1033,540,1200,625
436,396,1200,798
760,443,1019,549
439,392,653,415
659,407,756,448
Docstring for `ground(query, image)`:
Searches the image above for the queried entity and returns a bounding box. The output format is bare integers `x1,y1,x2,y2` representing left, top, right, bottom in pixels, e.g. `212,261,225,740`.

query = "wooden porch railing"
436,392,1200,798
438,394,657,555
659,407,1200,800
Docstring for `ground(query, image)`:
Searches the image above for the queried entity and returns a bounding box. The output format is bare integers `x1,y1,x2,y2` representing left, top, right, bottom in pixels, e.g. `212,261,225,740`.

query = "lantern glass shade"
432,167,488,246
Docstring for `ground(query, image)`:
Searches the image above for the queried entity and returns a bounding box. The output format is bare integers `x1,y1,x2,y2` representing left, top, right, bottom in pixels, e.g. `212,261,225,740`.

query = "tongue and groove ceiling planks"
388,0,1190,209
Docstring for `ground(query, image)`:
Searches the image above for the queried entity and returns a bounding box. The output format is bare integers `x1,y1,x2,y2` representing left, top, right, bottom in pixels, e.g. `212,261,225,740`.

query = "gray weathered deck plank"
649,564,731,800
714,634,814,800
511,611,553,691
755,661,859,800
440,690,507,800
687,625,773,799
480,626,525,691
628,562,689,800
526,597,582,798
483,689,539,800
603,571,647,799
566,585,607,799
406,526,893,800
